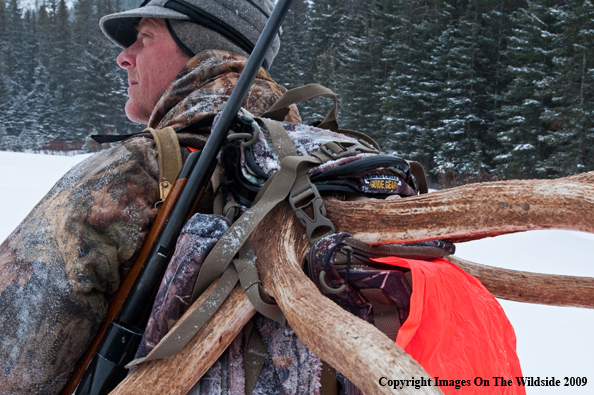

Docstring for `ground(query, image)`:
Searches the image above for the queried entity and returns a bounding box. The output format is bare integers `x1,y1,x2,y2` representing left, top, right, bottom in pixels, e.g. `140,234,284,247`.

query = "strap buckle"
289,183,335,242
321,140,379,160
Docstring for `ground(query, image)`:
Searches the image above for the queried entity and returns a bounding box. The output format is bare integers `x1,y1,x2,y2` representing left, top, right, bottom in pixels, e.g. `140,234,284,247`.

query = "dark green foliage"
0,0,592,185
0,0,135,152
270,0,594,184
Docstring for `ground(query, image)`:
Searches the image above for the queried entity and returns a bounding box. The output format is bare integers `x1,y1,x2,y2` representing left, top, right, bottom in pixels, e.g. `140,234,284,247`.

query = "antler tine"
326,175,594,244
447,255,594,309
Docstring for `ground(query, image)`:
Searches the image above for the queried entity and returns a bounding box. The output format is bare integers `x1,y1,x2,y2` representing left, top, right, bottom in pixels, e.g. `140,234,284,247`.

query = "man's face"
117,18,191,124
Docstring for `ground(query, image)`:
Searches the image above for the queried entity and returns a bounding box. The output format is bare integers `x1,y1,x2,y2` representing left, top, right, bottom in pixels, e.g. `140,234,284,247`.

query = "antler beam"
447,255,594,309
326,173,594,243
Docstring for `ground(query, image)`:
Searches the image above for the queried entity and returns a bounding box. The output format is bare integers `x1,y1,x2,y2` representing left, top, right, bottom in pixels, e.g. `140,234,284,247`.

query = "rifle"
61,1,293,393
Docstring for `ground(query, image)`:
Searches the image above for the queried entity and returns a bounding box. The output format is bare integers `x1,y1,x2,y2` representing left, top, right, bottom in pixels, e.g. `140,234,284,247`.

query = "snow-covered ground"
0,151,592,394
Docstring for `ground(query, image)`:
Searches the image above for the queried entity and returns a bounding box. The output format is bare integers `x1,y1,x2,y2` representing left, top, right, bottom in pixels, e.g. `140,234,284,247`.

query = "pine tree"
540,0,594,175
378,0,443,172
3,0,31,150
305,0,350,122
496,0,563,178
27,3,54,150
337,0,384,135
0,0,9,149
72,0,134,145
270,0,313,90
430,0,509,184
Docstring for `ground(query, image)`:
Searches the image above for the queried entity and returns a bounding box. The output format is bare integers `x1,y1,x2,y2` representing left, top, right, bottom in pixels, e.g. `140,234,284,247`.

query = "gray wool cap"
100,0,280,69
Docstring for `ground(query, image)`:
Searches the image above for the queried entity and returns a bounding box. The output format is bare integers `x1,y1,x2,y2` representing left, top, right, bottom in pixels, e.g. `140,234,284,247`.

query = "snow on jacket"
0,50,298,395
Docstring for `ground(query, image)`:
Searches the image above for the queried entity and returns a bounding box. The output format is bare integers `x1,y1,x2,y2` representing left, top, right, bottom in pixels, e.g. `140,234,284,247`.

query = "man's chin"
125,102,150,125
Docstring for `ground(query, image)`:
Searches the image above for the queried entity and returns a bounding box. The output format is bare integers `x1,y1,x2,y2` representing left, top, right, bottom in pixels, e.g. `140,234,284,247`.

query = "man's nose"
117,45,136,69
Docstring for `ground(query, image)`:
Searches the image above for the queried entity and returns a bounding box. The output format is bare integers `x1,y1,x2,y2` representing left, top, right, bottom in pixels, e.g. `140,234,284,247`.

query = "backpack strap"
243,320,269,395
358,288,400,341
146,127,183,201
261,83,339,131
125,239,282,368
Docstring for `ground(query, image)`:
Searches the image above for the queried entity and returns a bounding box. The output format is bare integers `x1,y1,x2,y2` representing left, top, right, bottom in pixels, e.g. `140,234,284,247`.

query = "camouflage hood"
150,49,300,131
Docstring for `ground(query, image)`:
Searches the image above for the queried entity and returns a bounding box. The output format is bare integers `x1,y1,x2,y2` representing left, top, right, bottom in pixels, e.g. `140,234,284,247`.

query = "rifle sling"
146,127,183,201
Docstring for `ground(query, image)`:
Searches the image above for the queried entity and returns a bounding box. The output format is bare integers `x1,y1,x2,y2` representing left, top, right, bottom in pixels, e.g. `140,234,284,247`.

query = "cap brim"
100,6,190,48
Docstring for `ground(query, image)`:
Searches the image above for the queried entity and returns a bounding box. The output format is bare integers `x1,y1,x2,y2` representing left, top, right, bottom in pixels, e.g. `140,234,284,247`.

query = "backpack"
216,84,426,218
128,84,454,395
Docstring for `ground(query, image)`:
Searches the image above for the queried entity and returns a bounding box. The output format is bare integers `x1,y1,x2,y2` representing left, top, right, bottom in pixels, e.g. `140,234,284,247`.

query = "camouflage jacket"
0,50,298,395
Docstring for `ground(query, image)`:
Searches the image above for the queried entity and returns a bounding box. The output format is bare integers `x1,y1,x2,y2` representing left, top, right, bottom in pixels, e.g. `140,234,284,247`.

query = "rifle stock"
62,0,293,393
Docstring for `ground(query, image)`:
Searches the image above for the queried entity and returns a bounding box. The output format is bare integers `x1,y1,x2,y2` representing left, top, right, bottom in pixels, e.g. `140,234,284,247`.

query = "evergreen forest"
0,0,593,185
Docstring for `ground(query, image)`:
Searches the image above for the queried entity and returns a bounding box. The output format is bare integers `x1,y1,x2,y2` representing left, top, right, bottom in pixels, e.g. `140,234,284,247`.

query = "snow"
0,151,92,241
0,150,592,394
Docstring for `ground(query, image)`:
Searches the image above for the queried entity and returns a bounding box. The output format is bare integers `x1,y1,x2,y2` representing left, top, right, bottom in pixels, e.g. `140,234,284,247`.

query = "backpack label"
364,175,402,191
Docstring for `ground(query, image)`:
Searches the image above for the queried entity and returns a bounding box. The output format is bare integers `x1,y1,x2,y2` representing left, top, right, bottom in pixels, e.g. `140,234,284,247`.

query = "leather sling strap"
408,160,428,194
146,127,183,201
261,83,339,131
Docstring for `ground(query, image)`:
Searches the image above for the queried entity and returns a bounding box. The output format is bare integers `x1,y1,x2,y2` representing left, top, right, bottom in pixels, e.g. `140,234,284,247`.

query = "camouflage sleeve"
0,137,160,395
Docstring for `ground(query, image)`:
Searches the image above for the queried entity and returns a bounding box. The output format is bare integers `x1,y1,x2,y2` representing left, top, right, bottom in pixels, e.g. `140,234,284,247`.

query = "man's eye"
137,30,152,40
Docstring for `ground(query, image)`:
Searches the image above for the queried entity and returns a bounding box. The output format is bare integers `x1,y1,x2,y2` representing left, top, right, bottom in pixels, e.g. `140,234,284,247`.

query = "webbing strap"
191,155,321,302
254,118,336,242
125,240,281,368
147,127,183,200
359,288,400,342
261,84,339,131
243,320,268,395
259,118,298,159
234,241,284,323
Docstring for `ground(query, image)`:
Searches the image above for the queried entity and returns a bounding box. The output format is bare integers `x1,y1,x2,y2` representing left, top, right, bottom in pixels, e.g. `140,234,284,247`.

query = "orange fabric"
372,257,526,395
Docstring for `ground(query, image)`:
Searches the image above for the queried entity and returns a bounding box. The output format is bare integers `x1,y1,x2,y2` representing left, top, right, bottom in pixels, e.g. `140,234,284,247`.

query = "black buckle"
289,183,335,242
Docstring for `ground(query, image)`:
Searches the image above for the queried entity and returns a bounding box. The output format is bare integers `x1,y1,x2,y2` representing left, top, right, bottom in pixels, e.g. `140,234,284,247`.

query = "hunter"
0,0,300,393
0,0,526,393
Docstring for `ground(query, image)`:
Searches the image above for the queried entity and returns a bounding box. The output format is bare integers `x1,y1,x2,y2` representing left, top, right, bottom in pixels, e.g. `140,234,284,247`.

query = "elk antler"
110,202,442,395
447,255,594,309
110,173,594,395
325,172,594,243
